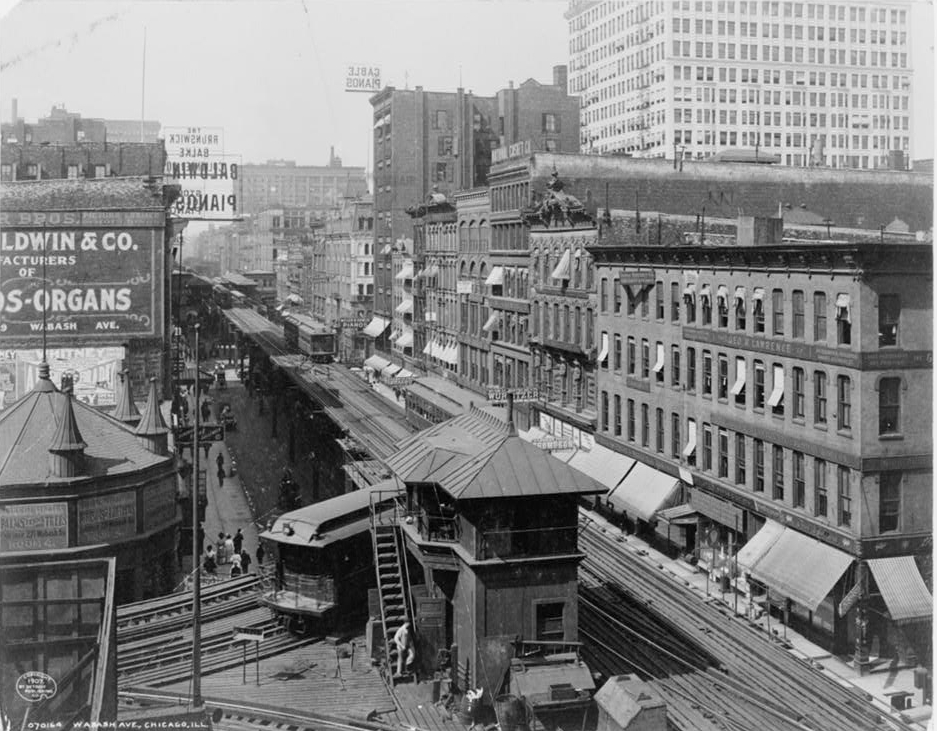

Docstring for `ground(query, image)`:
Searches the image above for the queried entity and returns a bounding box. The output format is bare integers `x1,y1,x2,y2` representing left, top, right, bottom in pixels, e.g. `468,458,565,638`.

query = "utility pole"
191,324,202,709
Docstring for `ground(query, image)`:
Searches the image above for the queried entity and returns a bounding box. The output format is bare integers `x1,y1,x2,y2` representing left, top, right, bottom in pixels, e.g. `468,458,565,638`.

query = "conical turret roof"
111,370,141,424
48,388,87,453
134,378,168,437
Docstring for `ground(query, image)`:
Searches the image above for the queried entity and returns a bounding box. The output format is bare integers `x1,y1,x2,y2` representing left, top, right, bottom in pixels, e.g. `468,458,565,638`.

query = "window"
754,439,765,492
685,289,697,322
656,408,665,453
671,346,681,386
879,472,901,532
735,434,746,485
614,278,622,313
600,279,608,312
601,391,609,431
793,451,805,507
438,136,453,156
435,110,450,129
837,375,851,430
813,371,827,424
702,292,712,325
542,113,560,133
614,395,622,436
879,377,900,434
753,360,765,409
671,413,681,459
772,445,784,500
769,364,785,416
815,459,828,517
753,289,765,332
736,292,747,330
66,164,81,179
614,335,622,370
686,347,696,392
792,367,805,419
435,162,451,181
93,164,108,178
836,293,851,345
837,466,851,526
641,404,649,447
718,290,729,328
656,281,665,320
535,601,565,640
814,292,827,341
671,282,680,322
627,337,636,374
772,289,784,335
878,294,899,347
641,339,650,378
627,399,635,441
792,290,805,338
718,429,729,478
702,424,713,471
718,354,728,399
654,343,665,384
702,351,712,395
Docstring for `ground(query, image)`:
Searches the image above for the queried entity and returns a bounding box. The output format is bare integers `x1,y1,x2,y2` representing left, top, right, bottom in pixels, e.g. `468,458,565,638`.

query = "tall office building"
567,1,914,169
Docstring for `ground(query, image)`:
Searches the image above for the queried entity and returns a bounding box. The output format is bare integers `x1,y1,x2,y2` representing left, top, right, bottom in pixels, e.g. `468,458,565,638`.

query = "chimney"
505,391,516,434
553,65,568,91
48,388,87,478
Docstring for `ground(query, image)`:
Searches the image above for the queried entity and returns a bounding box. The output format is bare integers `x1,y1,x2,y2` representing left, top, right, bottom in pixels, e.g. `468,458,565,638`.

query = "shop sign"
838,580,862,617
492,139,531,164
0,503,68,552
0,228,159,344
143,480,178,532
457,280,473,295
163,127,241,220
78,491,136,545
338,318,369,328
487,387,540,404
531,437,575,452
619,269,656,286
345,65,382,92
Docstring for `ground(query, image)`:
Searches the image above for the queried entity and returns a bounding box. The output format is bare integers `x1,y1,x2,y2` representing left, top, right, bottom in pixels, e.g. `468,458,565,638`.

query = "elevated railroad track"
577,513,915,731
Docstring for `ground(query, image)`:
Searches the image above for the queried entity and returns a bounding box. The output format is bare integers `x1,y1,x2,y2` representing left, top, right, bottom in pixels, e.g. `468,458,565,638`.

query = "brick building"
239,153,368,215
589,226,932,662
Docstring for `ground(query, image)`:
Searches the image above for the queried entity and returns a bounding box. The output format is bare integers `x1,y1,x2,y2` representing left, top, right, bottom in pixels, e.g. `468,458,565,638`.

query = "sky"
0,0,933,171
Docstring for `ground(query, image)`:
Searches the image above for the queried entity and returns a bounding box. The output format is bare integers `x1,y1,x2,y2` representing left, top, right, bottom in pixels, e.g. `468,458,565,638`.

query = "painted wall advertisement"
0,503,69,552
0,218,161,345
78,491,137,545
0,347,124,410
163,126,242,220
143,480,178,532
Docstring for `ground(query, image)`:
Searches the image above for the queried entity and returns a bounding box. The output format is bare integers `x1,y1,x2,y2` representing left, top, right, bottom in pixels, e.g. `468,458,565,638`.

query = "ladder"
370,491,411,685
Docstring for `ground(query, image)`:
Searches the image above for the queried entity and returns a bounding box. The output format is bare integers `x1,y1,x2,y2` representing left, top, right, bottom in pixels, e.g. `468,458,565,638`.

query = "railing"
415,509,460,543
514,638,584,660
477,525,579,561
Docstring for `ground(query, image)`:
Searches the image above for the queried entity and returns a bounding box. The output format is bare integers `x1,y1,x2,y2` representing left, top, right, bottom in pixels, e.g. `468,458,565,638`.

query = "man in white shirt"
393,621,415,676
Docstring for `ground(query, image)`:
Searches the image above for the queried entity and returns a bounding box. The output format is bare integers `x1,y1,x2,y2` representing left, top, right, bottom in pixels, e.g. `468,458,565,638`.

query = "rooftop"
0,176,170,211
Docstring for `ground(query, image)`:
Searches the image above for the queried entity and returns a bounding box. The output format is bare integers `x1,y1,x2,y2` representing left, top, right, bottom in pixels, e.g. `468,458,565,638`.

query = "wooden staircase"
370,492,412,686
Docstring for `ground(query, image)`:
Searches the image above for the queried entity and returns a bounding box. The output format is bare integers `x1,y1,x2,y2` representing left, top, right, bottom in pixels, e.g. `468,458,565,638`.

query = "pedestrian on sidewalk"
217,532,227,563
216,452,225,477
203,545,216,574
229,550,242,577
240,548,252,574
256,543,265,566
201,398,211,423
224,534,235,563
233,528,244,555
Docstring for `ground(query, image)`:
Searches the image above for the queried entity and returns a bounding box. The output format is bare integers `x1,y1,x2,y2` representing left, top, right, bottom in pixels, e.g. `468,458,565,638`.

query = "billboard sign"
163,127,241,220
0,503,69,552
0,228,160,344
78,491,137,545
345,65,382,93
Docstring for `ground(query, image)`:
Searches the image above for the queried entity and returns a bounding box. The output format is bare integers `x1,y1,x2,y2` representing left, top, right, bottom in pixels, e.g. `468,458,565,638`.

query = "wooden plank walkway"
159,640,396,718
378,702,465,731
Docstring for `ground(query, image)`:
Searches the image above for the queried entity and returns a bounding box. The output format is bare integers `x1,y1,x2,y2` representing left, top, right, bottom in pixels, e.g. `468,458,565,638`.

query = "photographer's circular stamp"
16,672,57,702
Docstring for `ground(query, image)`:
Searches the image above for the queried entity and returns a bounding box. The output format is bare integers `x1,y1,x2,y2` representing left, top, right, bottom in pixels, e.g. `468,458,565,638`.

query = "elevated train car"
212,283,233,309
258,480,400,635
282,312,337,362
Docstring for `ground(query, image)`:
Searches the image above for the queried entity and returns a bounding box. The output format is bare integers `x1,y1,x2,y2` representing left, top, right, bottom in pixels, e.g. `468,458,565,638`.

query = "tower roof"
48,389,87,453
111,371,141,424
134,378,168,437
386,405,605,501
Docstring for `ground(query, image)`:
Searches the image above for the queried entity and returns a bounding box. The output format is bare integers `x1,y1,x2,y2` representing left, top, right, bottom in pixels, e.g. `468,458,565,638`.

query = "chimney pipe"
506,391,514,427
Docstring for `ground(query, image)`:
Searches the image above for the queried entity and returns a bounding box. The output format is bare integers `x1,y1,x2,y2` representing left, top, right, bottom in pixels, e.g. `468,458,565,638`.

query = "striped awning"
606,462,679,523
868,557,933,625
362,316,390,338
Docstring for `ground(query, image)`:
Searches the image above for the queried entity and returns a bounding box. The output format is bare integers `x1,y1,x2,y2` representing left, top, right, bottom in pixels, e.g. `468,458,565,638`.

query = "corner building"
588,230,932,661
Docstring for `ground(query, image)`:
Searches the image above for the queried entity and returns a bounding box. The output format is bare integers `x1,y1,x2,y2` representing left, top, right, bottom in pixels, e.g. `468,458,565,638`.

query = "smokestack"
506,391,514,427
553,65,568,91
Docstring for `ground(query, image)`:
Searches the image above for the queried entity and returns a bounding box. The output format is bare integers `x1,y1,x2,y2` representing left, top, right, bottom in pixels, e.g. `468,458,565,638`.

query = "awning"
868,557,933,625
607,462,679,522
396,368,414,379
425,264,439,278
285,293,304,305
362,316,390,338
734,286,746,308
716,284,729,308
422,341,433,355
382,363,402,378
690,488,745,528
485,266,504,286
363,354,391,372
657,503,698,526
482,313,499,332
752,287,765,312
750,528,854,611
424,310,437,322
389,328,401,342
683,282,696,300
682,419,697,458
443,341,459,364
395,262,414,280
397,330,414,348
395,298,413,314
380,244,393,255
731,357,746,396
652,342,665,373
551,249,571,280
735,519,785,573
836,293,851,322
568,444,636,492
767,364,784,408
699,284,712,305
597,332,609,364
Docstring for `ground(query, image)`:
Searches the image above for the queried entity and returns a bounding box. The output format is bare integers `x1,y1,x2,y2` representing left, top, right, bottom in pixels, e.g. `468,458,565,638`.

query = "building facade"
589,226,932,660
1,102,161,146
567,0,915,169
239,154,368,215
372,66,580,329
